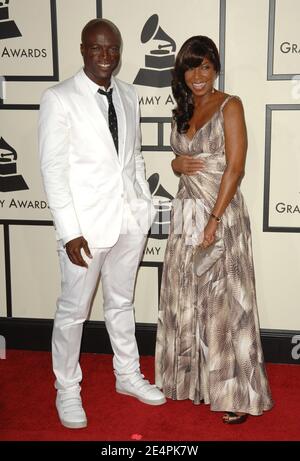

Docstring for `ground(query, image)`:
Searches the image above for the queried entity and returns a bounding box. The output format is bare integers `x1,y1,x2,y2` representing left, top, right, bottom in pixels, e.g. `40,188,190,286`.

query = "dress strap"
220,95,241,111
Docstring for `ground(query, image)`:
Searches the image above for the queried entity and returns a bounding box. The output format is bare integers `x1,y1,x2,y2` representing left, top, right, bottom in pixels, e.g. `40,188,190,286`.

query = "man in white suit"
39,18,166,429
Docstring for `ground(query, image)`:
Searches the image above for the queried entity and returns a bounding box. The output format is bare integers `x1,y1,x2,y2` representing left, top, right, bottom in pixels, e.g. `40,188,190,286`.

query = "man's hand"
171,155,205,176
65,236,92,268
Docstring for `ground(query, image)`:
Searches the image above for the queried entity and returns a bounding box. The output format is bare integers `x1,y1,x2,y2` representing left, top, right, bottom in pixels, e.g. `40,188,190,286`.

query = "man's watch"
211,213,222,223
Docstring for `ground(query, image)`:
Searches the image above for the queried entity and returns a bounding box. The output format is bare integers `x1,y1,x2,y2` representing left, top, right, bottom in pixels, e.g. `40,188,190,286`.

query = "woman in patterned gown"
155,36,273,423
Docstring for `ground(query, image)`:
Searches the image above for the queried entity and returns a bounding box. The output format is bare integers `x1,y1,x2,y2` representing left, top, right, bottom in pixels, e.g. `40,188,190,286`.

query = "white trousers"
52,217,146,391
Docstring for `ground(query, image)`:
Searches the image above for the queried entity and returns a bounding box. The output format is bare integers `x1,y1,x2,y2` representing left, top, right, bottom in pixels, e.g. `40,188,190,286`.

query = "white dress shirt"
82,68,125,157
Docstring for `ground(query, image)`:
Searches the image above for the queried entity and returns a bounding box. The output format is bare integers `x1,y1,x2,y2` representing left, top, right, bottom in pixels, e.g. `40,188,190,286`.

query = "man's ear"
80,43,84,56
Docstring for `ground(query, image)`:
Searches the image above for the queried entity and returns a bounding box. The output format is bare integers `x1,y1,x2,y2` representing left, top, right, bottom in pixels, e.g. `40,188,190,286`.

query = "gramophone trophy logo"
0,137,28,192
148,173,173,239
134,14,176,88
0,0,21,40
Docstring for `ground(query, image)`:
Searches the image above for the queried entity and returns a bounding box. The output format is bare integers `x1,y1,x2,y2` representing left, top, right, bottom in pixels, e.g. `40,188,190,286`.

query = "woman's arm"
202,97,247,247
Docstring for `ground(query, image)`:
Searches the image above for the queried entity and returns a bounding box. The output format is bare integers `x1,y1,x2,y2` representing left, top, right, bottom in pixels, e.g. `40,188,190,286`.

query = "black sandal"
223,412,248,424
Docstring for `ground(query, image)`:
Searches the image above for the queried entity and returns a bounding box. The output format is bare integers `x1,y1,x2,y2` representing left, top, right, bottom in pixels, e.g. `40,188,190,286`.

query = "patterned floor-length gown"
155,96,273,415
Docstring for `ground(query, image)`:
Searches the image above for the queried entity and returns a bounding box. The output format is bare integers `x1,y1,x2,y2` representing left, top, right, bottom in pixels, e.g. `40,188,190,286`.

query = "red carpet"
0,350,299,441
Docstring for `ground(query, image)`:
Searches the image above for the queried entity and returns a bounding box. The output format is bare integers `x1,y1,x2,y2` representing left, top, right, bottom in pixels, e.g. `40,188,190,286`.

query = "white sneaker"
116,372,166,406
56,389,87,429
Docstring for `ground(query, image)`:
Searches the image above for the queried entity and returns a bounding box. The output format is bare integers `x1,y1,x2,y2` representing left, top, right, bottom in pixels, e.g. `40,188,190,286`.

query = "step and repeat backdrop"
0,0,299,329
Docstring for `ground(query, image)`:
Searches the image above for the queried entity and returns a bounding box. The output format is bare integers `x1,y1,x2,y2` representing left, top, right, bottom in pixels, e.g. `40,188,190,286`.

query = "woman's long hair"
172,36,221,133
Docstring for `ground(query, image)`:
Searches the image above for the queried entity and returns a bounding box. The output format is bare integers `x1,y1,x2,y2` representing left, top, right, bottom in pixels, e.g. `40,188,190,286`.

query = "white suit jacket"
38,69,153,247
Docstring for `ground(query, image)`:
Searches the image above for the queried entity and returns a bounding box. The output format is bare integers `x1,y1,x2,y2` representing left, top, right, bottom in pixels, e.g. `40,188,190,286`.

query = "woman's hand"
200,218,218,248
172,155,205,176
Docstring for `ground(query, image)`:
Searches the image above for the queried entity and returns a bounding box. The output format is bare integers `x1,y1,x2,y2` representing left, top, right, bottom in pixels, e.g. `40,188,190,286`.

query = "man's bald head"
80,18,122,89
81,19,121,45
